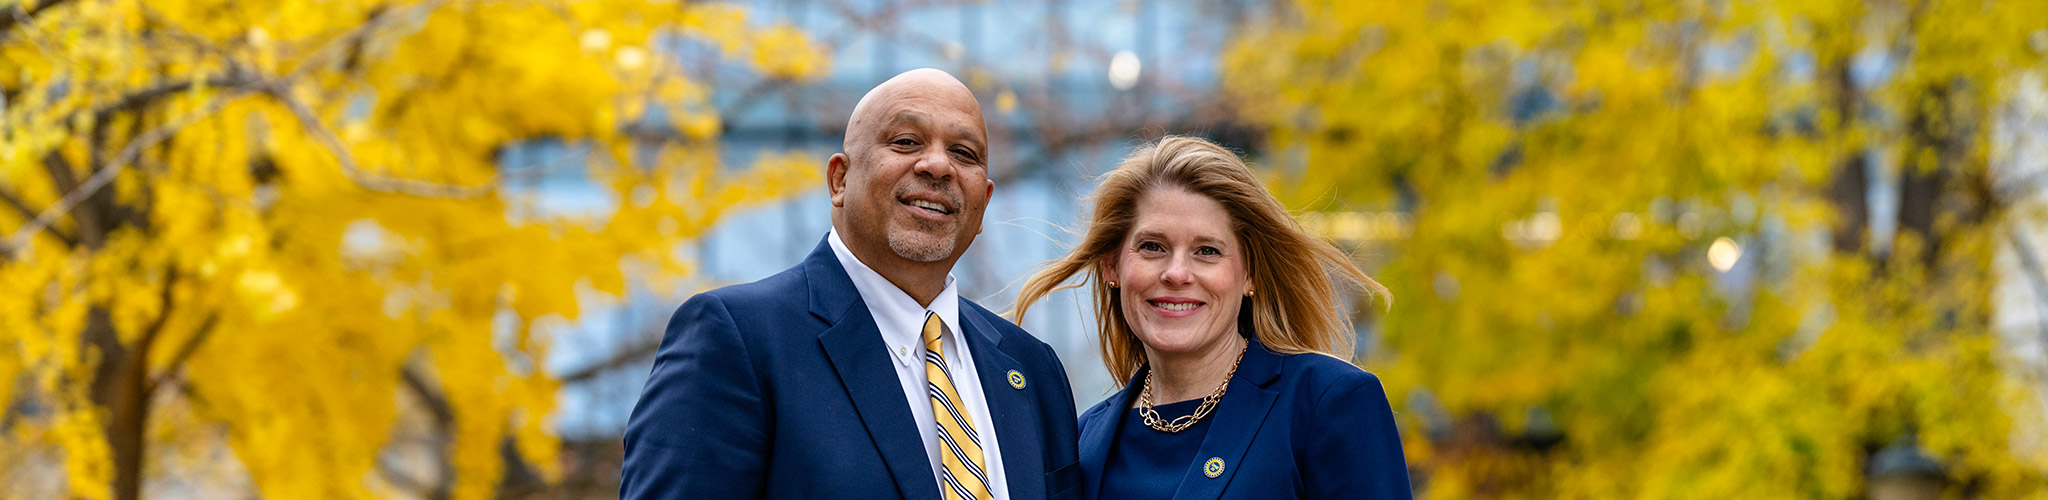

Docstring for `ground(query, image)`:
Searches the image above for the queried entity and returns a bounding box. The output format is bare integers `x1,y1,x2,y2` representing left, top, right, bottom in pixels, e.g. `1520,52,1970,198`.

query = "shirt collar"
827,229,961,350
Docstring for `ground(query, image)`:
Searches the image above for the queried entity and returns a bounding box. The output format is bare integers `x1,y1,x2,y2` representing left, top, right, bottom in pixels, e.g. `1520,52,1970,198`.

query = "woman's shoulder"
1265,352,1398,433
1079,386,1134,427
1080,396,1116,421
1272,350,1388,399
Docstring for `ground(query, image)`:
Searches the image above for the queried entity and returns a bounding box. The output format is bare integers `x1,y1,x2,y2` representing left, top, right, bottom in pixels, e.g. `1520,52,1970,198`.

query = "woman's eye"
1196,246,1222,256
1137,242,1164,252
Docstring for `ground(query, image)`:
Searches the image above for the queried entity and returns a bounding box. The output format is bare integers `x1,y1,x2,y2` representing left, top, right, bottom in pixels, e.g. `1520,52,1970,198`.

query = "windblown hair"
1011,135,1389,385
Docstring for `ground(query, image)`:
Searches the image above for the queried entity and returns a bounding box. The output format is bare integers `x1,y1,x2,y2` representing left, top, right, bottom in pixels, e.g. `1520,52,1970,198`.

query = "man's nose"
912,146,956,180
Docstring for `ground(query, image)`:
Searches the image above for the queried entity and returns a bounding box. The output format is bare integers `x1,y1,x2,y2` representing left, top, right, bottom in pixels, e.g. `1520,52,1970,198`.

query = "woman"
1014,136,1410,499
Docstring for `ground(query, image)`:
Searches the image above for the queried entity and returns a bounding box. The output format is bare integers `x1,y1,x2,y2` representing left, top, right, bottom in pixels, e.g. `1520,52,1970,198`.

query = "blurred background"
4,0,2047,498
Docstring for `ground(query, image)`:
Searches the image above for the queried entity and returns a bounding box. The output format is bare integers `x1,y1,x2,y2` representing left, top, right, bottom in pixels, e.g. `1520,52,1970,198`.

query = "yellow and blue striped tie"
923,312,993,500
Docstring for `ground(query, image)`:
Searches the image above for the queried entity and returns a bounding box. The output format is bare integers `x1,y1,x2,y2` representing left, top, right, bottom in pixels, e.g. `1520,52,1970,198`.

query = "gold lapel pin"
1204,457,1225,478
1006,370,1026,389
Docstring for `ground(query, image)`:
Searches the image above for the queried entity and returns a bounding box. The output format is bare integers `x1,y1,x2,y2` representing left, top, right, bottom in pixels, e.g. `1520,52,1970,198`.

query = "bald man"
622,69,1082,500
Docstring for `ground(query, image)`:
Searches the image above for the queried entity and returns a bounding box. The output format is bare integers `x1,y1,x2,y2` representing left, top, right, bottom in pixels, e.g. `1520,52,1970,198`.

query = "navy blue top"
1100,398,1214,499
1077,335,1412,499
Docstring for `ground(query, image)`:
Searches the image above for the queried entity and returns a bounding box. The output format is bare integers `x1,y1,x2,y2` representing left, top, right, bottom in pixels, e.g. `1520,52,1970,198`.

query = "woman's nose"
1160,257,1193,286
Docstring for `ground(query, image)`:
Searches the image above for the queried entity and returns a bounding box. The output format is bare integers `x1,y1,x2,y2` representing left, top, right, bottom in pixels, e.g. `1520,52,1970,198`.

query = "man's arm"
621,293,769,499
1038,341,1083,496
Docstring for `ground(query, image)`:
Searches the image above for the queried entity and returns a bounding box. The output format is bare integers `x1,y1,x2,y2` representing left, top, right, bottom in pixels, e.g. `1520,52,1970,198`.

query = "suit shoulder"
686,265,808,316
962,300,1027,332
1278,351,1385,394
1274,353,1395,428
962,299,1051,348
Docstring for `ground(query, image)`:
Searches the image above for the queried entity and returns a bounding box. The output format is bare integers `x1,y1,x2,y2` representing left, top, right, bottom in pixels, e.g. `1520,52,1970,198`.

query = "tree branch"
145,311,218,396
2,90,249,258
0,185,73,246
4,2,493,258
264,84,495,199
556,333,662,385
0,0,69,43
42,146,80,207
375,455,438,499
402,365,456,426
3,0,466,258
2003,228,2048,370
136,267,181,351
399,363,455,500
281,0,450,82
91,76,264,123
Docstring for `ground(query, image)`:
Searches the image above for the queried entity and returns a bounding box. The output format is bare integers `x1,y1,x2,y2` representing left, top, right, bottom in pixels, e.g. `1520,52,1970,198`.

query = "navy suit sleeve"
1303,372,1413,499
621,294,768,499
1043,342,1080,420
1037,341,1084,497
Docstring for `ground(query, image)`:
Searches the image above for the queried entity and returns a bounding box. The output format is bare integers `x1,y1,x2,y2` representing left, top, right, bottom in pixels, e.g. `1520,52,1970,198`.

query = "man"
621,68,1081,500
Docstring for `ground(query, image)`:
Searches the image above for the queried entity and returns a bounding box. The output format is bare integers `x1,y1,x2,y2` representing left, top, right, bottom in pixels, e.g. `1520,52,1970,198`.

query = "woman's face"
1106,187,1250,359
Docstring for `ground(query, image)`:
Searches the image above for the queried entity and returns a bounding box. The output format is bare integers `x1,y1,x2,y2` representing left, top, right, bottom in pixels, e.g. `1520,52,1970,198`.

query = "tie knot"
922,312,944,348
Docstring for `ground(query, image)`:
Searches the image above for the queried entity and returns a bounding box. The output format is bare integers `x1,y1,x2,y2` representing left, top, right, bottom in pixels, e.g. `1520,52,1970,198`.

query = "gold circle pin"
1007,370,1026,389
1204,457,1225,478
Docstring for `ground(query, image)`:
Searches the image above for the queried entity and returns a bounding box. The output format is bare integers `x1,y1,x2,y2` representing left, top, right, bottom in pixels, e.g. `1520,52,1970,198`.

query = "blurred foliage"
0,0,824,498
1228,0,2048,498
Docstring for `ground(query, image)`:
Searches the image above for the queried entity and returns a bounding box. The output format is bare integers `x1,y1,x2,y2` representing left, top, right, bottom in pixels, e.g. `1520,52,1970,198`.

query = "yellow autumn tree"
0,0,828,498
1227,0,2047,498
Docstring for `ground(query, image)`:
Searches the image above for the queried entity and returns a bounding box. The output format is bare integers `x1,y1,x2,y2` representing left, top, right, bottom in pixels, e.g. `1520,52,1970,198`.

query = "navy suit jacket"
1076,337,1411,499
622,238,1082,499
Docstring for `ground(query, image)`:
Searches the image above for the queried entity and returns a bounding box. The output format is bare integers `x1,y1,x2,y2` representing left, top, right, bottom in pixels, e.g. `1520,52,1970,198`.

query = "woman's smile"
1148,297,1204,315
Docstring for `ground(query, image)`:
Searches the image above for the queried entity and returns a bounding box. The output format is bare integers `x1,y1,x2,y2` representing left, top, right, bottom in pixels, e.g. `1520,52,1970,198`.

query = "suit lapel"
809,240,941,500
961,306,1043,499
1171,340,1284,500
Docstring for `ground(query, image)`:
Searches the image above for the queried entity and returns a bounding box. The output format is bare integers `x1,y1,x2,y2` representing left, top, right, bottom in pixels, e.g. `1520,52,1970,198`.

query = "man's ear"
971,179,995,237
827,153,850,207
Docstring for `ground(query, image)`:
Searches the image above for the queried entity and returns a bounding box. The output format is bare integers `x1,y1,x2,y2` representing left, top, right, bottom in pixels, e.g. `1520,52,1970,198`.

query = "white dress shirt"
828,230,1009,499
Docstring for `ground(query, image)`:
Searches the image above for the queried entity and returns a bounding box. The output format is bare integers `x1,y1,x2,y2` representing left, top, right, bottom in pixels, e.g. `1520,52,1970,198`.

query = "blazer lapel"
1080,371,1143,500
1171,340,1285,500
810,241,941,500
961,307,1044,499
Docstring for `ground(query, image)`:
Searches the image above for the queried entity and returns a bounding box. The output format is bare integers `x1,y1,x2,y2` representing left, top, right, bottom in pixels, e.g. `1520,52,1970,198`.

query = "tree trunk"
1824,62,1870,254
84,306,151,500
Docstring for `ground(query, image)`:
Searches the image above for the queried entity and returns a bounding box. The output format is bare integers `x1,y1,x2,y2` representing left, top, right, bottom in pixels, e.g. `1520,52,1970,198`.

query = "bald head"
843,68,987,154
826,68,995,306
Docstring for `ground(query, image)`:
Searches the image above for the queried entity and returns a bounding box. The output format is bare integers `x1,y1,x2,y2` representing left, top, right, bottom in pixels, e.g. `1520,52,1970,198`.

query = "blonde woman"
1015,136,1409,499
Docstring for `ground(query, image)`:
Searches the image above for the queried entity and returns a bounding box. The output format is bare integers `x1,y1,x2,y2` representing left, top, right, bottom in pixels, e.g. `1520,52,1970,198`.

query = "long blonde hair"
1011,136,1389,385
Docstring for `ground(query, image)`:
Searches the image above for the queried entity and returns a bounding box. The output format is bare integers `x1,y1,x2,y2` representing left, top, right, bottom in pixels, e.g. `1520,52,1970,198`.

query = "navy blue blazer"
622,238,1083,499
1077,337,1411,499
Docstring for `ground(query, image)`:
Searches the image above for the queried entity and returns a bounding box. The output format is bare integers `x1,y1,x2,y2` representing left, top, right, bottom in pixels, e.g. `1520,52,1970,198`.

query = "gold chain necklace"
1138,342,1247,433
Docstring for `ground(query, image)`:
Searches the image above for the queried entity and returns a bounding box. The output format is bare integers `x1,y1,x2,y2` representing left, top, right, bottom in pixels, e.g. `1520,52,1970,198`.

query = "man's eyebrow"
877,111,930,134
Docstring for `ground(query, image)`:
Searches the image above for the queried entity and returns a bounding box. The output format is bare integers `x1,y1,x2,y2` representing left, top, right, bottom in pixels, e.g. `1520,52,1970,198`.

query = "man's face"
830,73,993,268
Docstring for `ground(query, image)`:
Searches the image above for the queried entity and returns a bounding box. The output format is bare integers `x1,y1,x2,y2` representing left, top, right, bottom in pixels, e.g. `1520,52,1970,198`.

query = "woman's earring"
1108,281,1119,289
1246,288,1255,297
